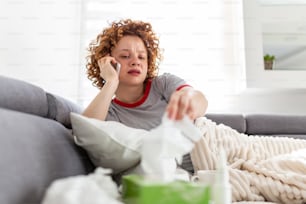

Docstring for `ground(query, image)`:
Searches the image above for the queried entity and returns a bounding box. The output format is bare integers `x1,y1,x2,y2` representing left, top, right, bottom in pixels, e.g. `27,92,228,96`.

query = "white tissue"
41,167,123,204
140,114,201,182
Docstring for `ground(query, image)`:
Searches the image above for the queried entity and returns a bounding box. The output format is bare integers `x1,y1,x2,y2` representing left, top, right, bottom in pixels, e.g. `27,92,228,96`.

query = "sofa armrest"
0,108,94,204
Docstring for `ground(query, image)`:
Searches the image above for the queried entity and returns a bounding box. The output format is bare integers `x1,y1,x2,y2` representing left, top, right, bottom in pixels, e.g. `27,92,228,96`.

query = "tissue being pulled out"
140,114,202,181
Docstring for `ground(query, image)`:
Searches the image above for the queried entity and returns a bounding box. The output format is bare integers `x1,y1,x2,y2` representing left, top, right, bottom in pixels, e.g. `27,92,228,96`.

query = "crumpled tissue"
41,167,123,204
140,114,202,181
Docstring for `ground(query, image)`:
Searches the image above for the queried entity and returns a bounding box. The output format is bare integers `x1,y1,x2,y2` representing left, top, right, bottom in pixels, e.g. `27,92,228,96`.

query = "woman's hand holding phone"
97,56,121,84
111,61,121,74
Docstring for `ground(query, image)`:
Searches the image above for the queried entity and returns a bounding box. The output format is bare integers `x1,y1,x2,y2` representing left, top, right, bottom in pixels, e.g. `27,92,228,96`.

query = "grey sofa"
0,75,95,204
1,75,306,204
205,113,306,140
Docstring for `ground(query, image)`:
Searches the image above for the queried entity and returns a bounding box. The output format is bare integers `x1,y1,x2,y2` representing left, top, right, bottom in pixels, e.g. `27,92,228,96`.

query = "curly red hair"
86,19,162,89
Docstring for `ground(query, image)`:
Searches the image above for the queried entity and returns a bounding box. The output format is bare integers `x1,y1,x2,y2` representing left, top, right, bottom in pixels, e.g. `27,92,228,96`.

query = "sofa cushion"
46,93,83,128
70,113,146,174
246,114,306,136
205,113,246,133
0,108,94,204
0,75,48,117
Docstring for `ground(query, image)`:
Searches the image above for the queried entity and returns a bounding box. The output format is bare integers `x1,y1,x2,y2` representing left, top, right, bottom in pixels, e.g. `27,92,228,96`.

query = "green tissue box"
122,175,210,204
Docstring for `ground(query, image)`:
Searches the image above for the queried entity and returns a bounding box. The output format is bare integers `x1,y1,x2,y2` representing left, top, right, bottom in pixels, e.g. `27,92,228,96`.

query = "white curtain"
78,0,246,112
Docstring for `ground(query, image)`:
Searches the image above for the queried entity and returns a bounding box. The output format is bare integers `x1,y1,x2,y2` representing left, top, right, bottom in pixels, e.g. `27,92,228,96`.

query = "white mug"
191,170,216,185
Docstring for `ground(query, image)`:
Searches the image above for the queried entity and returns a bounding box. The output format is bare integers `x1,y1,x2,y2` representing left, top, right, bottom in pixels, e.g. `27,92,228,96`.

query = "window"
78,0,246,112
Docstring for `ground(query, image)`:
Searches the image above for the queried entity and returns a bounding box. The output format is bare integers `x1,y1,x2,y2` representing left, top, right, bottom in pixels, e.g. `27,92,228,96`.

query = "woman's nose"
130,57,140,66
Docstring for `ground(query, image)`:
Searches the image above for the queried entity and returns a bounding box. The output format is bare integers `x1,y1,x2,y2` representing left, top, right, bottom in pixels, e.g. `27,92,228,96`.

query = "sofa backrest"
205,113,247,133
0,75,83,128
245,114,306,139
205,113,306,139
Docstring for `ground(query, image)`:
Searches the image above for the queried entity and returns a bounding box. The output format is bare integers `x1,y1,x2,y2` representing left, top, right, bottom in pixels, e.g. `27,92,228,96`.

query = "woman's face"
111,35,148,86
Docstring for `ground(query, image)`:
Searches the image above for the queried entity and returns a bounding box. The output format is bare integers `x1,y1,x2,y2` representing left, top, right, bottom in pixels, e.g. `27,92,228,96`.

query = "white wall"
243,0,306,88
1,0,305,115
0,0,82,102
209,88,306,115
209,0,306,115
0,0,246,109
78,1,247,110
261,5,306,70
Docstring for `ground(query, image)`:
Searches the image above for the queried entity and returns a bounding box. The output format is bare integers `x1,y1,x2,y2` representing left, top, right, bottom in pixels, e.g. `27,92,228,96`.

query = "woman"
83,19,208,130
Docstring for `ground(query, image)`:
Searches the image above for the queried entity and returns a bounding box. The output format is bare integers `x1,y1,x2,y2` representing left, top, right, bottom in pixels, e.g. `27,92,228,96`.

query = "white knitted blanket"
190,117,306,204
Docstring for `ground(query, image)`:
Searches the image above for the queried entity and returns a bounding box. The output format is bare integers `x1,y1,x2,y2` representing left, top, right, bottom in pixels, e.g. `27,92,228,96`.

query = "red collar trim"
113,80,152,108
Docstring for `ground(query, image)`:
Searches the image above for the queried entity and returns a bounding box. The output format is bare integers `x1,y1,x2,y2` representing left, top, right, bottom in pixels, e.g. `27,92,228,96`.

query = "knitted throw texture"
190,117,306,204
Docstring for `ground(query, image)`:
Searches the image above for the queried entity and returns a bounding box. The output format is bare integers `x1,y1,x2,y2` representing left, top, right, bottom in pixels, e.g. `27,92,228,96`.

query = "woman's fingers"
167,92,179,120
98,56,117,79
167,88,195,120
176,93,190,120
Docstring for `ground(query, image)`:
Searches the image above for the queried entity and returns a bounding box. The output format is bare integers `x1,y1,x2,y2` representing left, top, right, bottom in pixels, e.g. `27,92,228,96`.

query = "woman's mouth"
128,69,141,75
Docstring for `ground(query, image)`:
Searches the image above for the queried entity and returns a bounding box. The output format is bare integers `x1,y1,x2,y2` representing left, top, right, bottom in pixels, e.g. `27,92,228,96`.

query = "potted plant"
263,54,275,70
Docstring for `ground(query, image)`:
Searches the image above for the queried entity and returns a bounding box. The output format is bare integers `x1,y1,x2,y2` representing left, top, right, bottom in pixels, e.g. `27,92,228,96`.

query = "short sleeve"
153,73,188,102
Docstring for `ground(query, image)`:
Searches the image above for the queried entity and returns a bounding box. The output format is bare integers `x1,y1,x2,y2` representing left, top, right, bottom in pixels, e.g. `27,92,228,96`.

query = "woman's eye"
121,55,129,59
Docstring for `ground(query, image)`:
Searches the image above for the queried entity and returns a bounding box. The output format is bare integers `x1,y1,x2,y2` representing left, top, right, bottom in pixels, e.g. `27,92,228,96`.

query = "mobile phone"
111,62,121,73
